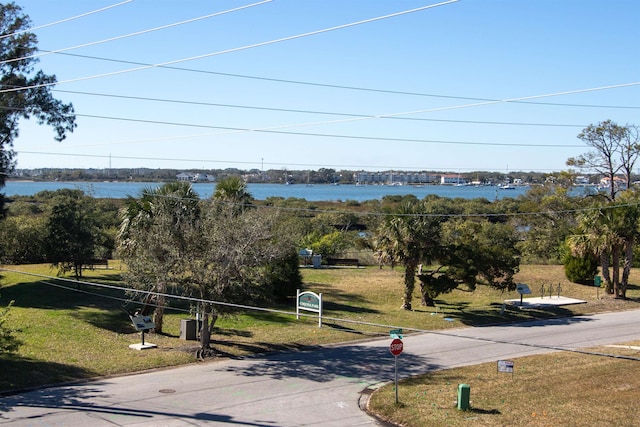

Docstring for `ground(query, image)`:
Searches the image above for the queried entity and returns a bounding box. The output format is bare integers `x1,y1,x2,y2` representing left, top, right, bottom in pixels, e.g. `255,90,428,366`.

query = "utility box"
180,319,197,340
457,384,470,410
312,254,322,269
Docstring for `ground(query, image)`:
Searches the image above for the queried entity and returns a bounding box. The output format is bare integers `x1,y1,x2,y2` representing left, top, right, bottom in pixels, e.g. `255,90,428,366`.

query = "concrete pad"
505,296,587,308
129,342,157,350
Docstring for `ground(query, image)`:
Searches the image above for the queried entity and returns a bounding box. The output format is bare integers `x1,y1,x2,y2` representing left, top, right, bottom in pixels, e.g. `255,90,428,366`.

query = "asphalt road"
2,310,640,426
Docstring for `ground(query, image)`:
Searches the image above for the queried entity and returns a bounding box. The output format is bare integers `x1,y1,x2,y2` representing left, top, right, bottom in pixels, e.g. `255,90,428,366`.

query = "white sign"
516,283,531,295
497,359,514,373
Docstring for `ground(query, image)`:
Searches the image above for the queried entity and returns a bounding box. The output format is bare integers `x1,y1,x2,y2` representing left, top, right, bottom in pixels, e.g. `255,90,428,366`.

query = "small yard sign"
497,359,514,375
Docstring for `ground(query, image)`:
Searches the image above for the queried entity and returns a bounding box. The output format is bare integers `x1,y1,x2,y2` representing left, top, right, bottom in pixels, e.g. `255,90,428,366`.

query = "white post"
318,292,323,328
296,289,300,320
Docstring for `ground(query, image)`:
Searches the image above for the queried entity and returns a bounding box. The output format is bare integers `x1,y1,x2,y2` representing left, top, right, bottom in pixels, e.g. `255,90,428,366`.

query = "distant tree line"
12,166,622,187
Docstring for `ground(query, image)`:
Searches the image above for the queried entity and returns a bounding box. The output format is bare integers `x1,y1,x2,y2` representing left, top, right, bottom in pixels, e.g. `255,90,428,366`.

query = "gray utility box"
180,319,197,340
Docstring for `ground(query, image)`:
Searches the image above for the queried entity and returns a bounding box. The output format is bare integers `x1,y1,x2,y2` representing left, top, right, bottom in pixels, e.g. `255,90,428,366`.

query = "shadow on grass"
421,300,591,327
0,355,98,397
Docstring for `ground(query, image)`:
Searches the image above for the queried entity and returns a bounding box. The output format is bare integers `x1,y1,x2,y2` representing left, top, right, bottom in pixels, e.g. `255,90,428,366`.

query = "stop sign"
390,338,403,356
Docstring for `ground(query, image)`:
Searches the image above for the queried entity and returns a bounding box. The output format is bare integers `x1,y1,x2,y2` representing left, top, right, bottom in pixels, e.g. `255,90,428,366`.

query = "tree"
567,191,640,298
189,203,298,353
0,3,76,199
213,176,253,209
418,219,520,306
567,120,638,200
374,200,444,310
515,182,581,263
117,182,201,333
44,192,98,278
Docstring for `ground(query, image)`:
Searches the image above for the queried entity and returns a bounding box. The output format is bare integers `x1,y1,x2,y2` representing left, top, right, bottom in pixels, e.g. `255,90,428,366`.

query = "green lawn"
1,262,639,404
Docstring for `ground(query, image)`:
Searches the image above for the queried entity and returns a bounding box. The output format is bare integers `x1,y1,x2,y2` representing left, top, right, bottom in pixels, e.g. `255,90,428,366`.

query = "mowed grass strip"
368,344,640,427
1,263,639,393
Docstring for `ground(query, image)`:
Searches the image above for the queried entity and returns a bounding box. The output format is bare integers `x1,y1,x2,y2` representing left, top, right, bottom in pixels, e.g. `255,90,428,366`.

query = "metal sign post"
390,338,404,404
129,314,157,350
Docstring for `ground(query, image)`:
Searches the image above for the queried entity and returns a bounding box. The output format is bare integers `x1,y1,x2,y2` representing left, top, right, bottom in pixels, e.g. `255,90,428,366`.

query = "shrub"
563,252,599,285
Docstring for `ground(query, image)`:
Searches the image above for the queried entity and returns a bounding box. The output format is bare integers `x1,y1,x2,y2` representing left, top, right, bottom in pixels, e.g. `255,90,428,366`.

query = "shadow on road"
0,384,276,426
222,343,437,384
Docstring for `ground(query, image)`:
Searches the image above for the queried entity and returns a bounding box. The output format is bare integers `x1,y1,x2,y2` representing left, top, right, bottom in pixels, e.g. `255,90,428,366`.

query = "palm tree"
117,181,200,332
568,193,640,298
374,200,441,310
213,176,253,213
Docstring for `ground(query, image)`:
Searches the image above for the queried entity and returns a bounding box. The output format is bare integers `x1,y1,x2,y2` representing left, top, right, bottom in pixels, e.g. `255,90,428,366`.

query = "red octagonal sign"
390,338,403,356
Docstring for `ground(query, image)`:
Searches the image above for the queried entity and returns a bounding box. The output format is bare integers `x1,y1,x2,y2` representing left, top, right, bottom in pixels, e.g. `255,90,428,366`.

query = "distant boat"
500,184,516,190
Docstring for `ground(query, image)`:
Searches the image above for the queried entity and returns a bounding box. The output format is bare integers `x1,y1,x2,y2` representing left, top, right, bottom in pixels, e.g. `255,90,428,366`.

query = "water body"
5,181,531,202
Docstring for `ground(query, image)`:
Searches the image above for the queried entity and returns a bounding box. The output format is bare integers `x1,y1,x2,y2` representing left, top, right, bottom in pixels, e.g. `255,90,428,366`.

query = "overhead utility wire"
0,0,460,94
46,113,586,148
48,52,640,110
20,81,637,151
224,82,640,136
54,81,638,146
52,90,586,128
0,0,273,65
0,0,135,40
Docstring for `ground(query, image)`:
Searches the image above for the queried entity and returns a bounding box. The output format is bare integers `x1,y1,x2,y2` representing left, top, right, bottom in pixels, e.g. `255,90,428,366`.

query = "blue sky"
9,0,640,173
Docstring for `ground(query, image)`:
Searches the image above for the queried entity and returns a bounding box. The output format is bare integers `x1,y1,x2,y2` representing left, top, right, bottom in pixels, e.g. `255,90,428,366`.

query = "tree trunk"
199,310,218,351
612,245,621,298
600,251,613,294
153,295,165,334
620,238,634,299
200,312,210,349
402,259,417,310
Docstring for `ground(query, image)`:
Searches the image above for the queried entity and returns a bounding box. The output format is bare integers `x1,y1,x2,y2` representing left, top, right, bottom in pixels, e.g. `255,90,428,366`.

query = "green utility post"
457,384,470,410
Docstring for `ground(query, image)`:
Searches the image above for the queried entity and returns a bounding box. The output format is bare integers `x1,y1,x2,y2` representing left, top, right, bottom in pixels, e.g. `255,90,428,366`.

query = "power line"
0,0,459,94
0,0,273,65
46,53,640,110
0,0,135,41
53,89,586,128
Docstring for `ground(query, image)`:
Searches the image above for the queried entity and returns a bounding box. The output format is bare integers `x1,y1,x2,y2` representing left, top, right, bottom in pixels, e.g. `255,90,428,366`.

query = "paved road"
2,310,640,426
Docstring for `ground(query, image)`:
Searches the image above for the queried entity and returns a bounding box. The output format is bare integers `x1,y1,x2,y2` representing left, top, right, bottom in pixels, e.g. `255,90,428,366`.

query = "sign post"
128,314,157,350
516,283,531,306
390,338,403,403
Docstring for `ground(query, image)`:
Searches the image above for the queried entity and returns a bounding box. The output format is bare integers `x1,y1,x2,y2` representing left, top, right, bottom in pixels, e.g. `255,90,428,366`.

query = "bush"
563,252,599,285
264,250,303,302
0,296,21,354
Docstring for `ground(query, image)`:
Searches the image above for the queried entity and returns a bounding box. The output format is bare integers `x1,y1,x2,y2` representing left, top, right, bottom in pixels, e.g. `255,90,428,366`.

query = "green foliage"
0,296,20,354
308,231,355,260
563,251,599,285
0,215,47,263
0,3,76,189
263,249,303,301
44,193,99,278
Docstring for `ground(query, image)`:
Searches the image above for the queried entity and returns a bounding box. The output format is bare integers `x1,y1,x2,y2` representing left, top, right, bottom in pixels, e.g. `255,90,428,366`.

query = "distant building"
440,174,466,185
176,172,215,182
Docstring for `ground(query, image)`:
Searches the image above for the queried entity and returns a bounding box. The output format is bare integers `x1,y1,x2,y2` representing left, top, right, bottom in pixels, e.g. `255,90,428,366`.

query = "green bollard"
457,384,470,410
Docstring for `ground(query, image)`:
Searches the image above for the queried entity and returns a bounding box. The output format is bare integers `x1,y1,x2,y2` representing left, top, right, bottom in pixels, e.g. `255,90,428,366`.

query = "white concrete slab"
505,296,587,308
128,342,157,350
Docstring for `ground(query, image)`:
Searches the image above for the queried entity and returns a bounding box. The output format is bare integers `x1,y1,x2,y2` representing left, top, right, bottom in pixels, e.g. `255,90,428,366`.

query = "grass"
368,344,640,427
1,261,640,421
